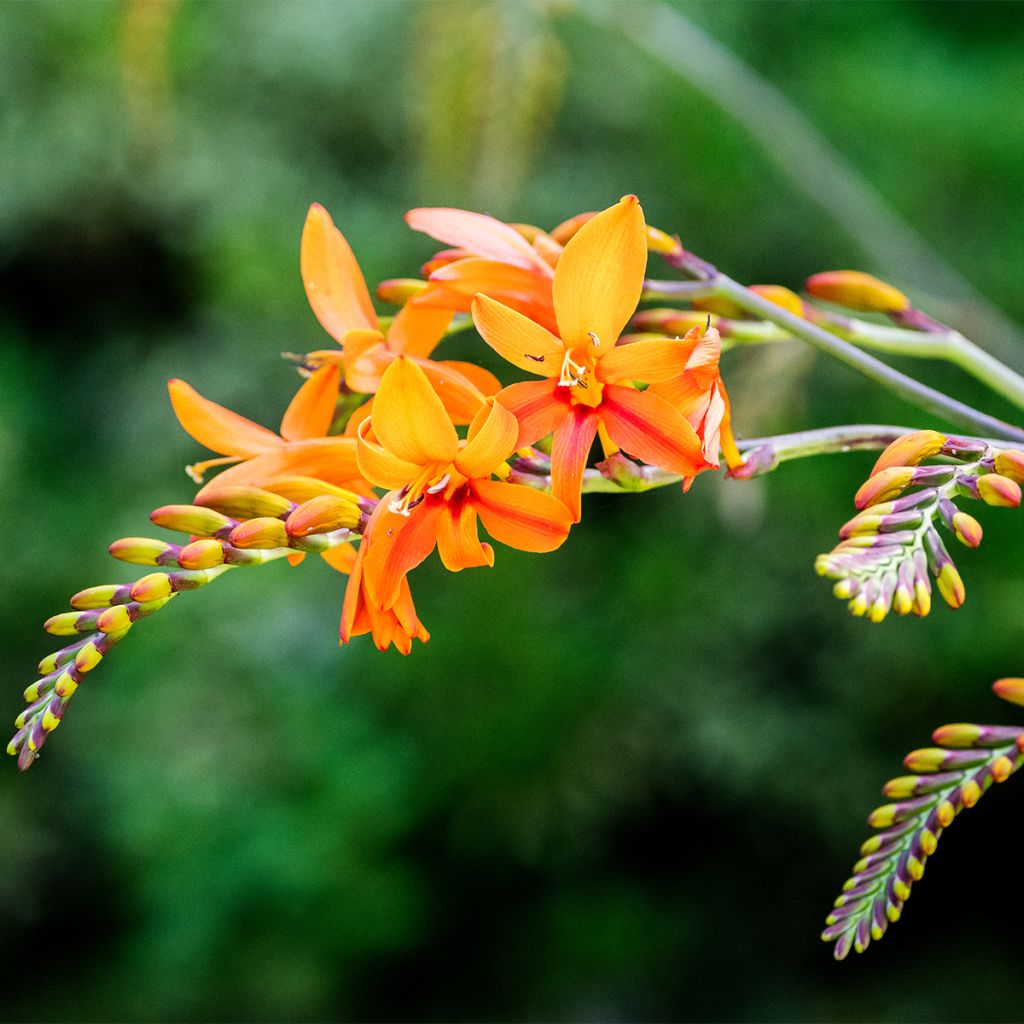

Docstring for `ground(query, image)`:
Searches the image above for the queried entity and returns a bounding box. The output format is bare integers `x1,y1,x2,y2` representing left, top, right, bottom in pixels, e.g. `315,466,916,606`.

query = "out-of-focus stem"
657,254,1024,444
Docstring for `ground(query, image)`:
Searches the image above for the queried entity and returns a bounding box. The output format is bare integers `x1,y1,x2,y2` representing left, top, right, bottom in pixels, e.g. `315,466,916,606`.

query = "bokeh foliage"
2,1,1023,1020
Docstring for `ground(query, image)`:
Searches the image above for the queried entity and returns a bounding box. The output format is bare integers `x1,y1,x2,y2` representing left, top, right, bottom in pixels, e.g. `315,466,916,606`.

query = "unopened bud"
994,449,1024,484
854,467,914,509
196,486,294,520
229,517,290,549
130,573,173,603
70,585,122,610
993,678,1024,708
935,563,965,609
805,271,910,313
151,505,234,536
109,537,177,566
178,539,227,570
645,225,680,255
976,473,1022,508
375,278,428,305
691,295,746,319
871,430,947,475
951,511,983,548
286,495,360,537
749,284,804,318
932,723,982,748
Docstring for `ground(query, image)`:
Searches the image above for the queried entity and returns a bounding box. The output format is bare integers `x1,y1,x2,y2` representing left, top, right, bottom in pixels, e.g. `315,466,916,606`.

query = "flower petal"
552,195,646,353
357,420,423,489
279,364,340,441
406,207,550,273
597,339,692,386
194,437,365,497
431,258,558,332
455,399,519,480
321,543,358,575
436,492,493,572
601,385,711,476
301,203,378,342
386,303,454,359
435,360,501,398
471,479,573,552
412,357,488,426
372,357,458,467
496,379,568,448
550,405,599,522
363,501,442,610
472,294,563,377
168,378,283,457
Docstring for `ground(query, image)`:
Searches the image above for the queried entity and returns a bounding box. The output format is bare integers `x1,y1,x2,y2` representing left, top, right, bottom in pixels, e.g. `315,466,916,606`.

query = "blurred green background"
2,1,1024,1020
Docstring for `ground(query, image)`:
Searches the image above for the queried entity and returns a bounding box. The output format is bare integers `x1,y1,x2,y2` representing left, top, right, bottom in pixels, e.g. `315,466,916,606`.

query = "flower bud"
130,573,173,603
993,678,1024,708
976,473,1022,508
749,284,804,318
994,449,1024,484
931,723,982,748
109,537,178,566
229,517,290,549
375,278,428,305
196,486,294,520
286,495,361,537
935,563,965,609
950,511,983,548
854,467,915,510
178,539,227,570
70,585,123,610
151,505,234,536
805,271,910,313
871,430,947,475
645,225,680,255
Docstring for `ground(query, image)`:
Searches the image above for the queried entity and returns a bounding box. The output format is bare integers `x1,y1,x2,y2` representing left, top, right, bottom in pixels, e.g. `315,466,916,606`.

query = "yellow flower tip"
994,449,1024,484
993,677,1024,708
936,800,956,828
932,723,981,749
919,829,938,856
871,430,947,475
832,579,854,600
959,780,982,808
55,672,79,698
376,278,427,305
951,511,983,549
892,586,914,616
131,573,173,603
886,904,902,924
854,466,914,510
97,605,133,634
151,504,234,537
848,594,868,617
178,539,226,570
805,270,910,313
42,711,61,734
903,747,945,772
936,563,965,609
749,284,805,318
867,804,897,828
912,581,932,617
618,193,640,208
73,644,102,674
907,855,925,881
892,878,911,902
645,225,680,255
991,756,1014,783
867,599,889,623
976,473,1022,508
882,776,917,799
286,494,361,537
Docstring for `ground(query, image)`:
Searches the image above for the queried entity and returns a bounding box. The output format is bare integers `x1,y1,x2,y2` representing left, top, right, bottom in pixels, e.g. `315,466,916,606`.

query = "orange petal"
279,364,340,441
345,341,392,395
471,479,573,552
435,360,501,398
357,419,423,489
321,544,357,575
455,399,519,480
194,437,364,496
372,357,458,466
364,502,442,610
301,203,377,342
601,385,710,477
168,379,283,457
648,374,709,420
683,327,723,389
550,405,599,522
436,492,493,572
386,303,454,359
414,358,489,426
496,379,569,448
472,294,563,377
406,207,550,273
552,195,646,353
392,576,429,645
431,258,557,331
597,339,693,386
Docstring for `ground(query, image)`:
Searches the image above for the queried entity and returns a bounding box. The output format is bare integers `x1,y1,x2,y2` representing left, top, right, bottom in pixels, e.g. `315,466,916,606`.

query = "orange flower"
647,324,742,475
168,373,372,498
404,207,560,333
333,504,430,655
471,196,714,521
355,357,573,612
302,203,497,422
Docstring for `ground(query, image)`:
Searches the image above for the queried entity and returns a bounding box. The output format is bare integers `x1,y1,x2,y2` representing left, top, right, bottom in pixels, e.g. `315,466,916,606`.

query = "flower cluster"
816,431,1024,621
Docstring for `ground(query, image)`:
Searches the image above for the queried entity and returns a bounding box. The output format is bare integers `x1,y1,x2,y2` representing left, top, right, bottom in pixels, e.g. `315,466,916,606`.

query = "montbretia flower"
472,195,714,520
355,357,573,611
302,203,498,422
168,376,371,497
403,206,559,333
